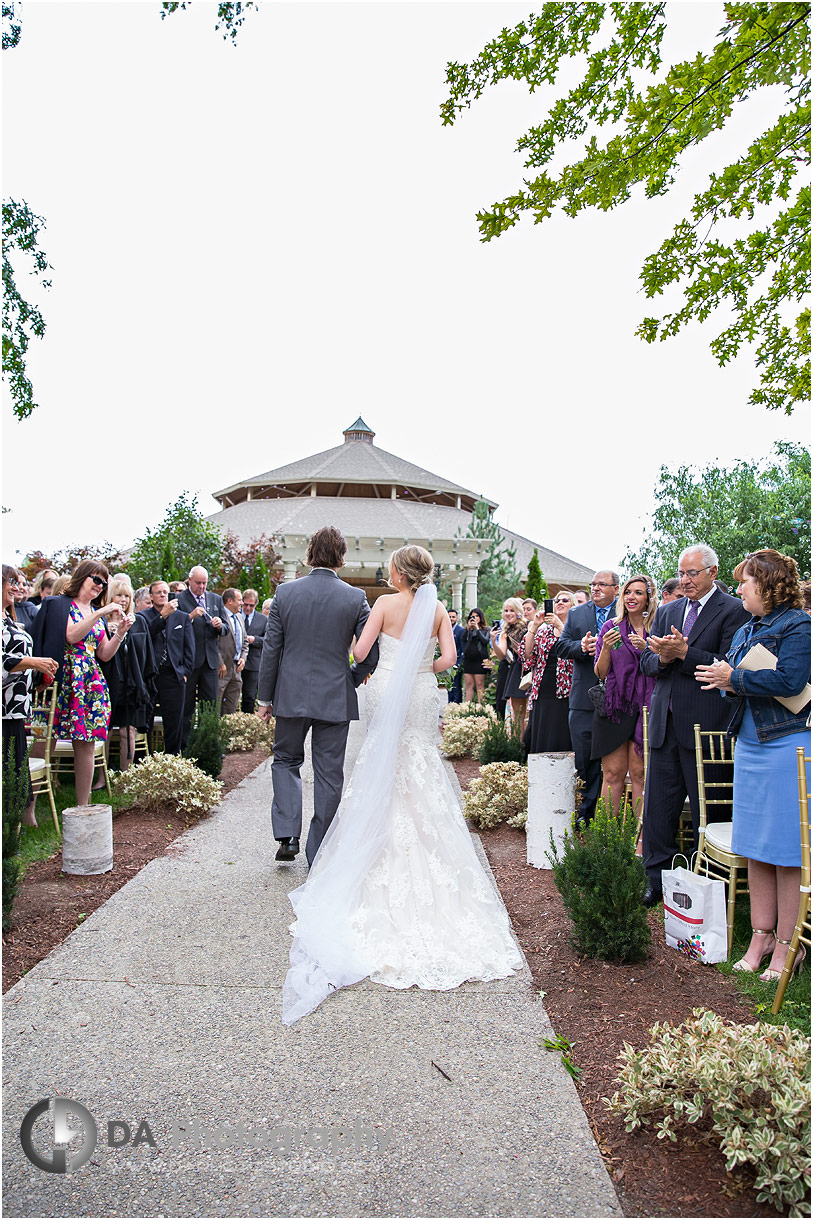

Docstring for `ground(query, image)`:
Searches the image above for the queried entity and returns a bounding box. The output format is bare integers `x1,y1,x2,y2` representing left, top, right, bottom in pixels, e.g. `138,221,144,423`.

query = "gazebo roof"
212,422,495,512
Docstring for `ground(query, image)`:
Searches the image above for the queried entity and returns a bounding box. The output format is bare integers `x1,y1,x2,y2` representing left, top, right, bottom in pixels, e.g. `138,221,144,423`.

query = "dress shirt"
682,587,716,628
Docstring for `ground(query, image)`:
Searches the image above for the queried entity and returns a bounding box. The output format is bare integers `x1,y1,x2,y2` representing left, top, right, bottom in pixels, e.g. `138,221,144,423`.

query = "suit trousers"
271,716,351,866
568,707,602,822
155,671,185,755
642,712,705,887
241,668,259,714
219,663,242,716
183,664,219,747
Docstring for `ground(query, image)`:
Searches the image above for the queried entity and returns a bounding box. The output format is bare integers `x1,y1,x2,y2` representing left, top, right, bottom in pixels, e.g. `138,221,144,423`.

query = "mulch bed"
2,748,267,995
451,755,782,1219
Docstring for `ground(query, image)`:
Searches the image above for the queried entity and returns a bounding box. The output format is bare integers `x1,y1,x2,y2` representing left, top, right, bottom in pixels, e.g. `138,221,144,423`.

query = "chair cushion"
705,821,733,851
28,758,46,776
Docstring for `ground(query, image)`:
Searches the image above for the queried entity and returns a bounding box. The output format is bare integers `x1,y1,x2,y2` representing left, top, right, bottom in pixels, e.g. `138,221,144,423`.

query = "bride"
282,544,522,1025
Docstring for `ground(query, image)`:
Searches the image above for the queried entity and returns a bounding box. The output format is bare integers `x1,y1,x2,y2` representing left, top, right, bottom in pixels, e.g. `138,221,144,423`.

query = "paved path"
3,718,621,1218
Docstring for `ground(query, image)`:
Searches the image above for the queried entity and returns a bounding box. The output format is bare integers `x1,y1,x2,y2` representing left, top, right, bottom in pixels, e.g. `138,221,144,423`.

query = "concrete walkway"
3,717,621,1218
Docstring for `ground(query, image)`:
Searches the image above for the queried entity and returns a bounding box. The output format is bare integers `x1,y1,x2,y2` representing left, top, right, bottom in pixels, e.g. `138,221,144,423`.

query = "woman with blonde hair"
592,574,658,815
98,575,156,775
492,596,530,733
281,542,522,1025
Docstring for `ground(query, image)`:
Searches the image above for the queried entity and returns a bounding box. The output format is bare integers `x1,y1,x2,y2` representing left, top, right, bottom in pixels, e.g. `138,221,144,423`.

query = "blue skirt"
731,705,809,867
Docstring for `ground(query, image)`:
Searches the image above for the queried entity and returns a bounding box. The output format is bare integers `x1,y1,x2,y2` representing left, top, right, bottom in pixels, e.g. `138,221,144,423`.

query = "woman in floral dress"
51,561,134,805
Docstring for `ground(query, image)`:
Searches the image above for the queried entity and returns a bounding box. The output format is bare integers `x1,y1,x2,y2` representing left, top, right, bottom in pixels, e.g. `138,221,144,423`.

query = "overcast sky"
3,1,809,577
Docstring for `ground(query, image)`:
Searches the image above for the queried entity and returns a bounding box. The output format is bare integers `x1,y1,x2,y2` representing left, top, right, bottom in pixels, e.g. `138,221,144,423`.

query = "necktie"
197,594,206,609
683,600,700,636
232,612,242,658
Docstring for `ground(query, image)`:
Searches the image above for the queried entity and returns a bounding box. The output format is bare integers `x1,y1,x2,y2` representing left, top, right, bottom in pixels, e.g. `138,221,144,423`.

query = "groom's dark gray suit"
257,568,379,865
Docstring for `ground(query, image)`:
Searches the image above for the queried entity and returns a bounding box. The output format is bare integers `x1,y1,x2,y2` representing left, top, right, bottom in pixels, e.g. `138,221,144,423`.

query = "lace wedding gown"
282,610,522,1025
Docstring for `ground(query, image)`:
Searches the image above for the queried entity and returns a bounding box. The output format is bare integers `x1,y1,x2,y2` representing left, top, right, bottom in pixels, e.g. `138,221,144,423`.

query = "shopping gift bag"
661,856,727,964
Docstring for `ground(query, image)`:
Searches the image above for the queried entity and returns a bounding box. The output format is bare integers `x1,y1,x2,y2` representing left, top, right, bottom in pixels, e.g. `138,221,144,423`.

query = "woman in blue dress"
696,549,810,982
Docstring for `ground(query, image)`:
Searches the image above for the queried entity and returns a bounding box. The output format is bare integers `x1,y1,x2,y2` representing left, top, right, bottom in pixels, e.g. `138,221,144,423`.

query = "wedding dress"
282,585,522,1025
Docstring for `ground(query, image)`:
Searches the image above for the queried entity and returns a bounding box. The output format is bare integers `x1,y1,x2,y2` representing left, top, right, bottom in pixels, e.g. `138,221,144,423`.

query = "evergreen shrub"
2,745,26,930
478,715,526,765
546,799,650,962
183,701,225,778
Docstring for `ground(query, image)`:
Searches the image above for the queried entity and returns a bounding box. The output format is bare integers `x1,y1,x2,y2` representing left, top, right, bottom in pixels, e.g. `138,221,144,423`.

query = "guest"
447,608,465,703
2,566,59,827
639,545,749,906
553,570,620,825
218,588,249,715
492,597,529,733
241,588,268,714
175,566,227,746
51,575,71,596
169,581,187,594
521,591,575,754
460,609,490,703
261,597,273,617
133,586,152,614
139,581,195,754
522,598,538,620
660,578,680,605
573,590,588,605
98,575,155,774
35,560,133,806
696,550,810,980
30,569,58,605
13,578,39,631
592,575,657,815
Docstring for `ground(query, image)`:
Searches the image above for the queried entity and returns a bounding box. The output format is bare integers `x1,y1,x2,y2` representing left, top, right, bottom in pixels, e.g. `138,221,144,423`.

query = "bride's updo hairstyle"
389,545,435,593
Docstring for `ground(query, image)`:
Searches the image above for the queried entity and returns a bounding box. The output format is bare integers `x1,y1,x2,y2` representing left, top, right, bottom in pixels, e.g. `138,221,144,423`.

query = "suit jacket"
175,589,227,670
139,606,196,683
552,600,604,713
640,590,750,750
219,609,250,673
257,569,379,722
31,594,72,694
242,609,268,673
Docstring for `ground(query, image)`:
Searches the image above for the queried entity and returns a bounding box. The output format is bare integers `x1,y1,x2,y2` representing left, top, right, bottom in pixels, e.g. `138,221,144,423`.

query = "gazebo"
207,419,593,608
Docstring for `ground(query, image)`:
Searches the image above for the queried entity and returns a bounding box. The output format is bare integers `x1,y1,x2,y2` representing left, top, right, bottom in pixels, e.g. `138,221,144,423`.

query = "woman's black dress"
461,629,490,675
523,658,571,754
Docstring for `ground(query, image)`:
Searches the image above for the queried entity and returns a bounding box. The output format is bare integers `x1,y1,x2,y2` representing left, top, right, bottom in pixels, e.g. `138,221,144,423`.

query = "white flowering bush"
605,1008,811,1216
220,712,275,753
443,702,497,721
111,753,223,817
463,761,528,830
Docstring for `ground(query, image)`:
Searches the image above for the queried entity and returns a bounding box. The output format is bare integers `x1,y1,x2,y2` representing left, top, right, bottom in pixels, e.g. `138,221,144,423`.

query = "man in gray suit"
256,526,379,865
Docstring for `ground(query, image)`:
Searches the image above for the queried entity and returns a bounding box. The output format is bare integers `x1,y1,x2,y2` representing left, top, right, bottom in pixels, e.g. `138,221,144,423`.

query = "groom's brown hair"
307,526,347,570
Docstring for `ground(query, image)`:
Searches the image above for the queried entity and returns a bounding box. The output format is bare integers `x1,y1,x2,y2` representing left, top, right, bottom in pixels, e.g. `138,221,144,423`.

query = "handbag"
661,856,727,964
518,670,533,692
588,680,607,717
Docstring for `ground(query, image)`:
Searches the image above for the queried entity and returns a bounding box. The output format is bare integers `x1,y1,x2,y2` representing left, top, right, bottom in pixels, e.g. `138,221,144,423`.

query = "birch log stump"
526,752,576,869
62,804,113,874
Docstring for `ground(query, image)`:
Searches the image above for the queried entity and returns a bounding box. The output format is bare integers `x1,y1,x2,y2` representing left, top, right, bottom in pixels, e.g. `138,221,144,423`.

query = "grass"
715,896,810,1038
17,779,129,879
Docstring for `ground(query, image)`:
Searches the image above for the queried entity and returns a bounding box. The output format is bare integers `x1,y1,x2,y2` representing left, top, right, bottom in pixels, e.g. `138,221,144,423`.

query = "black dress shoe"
643,884,663,908
275,837,300,862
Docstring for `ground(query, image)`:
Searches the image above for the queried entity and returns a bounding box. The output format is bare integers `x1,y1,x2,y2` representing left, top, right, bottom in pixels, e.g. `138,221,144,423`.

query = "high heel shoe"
732,928,776,973
760,939,807,983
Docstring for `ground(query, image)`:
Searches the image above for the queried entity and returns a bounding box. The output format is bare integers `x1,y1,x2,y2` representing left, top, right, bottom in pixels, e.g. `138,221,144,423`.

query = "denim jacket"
724,605,811,742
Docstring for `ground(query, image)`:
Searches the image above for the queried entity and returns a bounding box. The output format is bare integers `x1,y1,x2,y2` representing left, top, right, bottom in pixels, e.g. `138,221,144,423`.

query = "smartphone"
492,619,501,630
543,599,554,615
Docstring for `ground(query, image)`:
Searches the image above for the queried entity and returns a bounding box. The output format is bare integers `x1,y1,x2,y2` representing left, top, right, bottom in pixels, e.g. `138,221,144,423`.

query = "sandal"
760,939,807,983
732,928,776,973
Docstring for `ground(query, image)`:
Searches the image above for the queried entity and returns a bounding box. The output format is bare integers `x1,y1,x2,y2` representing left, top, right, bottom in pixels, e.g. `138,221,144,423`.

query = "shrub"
440,711,494,758
443,702,497,721
463,761,528,830
2,745,26,930
605,1008,812,1216
546,799,650,962
183,701,224,778
220,712,275,753
112,753,223,816
478,715,526,765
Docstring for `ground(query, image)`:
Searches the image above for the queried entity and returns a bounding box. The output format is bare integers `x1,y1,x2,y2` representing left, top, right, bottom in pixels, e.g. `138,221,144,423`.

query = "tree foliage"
441,3,811,414
456,499,522,621
219,530,282,601
524,549,548,601
127,492,224,587
160,1,256,43
18,542,127,579
2,199,51,420
623,441,811,584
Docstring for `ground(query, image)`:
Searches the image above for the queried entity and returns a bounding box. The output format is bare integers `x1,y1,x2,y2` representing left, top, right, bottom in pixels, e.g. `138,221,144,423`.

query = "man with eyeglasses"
553,569,620,826
639,544,749,906
175,566,228,747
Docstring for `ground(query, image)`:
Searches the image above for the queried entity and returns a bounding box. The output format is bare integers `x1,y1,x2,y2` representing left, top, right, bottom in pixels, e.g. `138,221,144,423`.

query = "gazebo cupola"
343,417,375,444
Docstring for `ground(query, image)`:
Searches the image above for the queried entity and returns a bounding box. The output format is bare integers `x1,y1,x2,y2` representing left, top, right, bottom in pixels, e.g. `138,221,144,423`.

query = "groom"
255,526,379,866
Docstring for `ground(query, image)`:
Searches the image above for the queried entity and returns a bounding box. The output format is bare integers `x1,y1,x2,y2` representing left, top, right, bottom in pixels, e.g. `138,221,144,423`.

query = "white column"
451,574,463,615
526,752,576,868
463,566,478,612
283,560,298,582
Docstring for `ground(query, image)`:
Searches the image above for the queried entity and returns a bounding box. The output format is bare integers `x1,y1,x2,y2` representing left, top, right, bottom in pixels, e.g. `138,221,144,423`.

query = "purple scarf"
597,617,655,757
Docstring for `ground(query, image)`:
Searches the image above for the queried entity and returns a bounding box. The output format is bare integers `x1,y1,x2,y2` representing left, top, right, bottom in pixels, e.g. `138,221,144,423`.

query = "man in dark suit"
553,569,620,825
639,544,749,905
175,566,228,747
448,608,464,703
256,526,379,866
139,581,196,754
240,587,268,714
